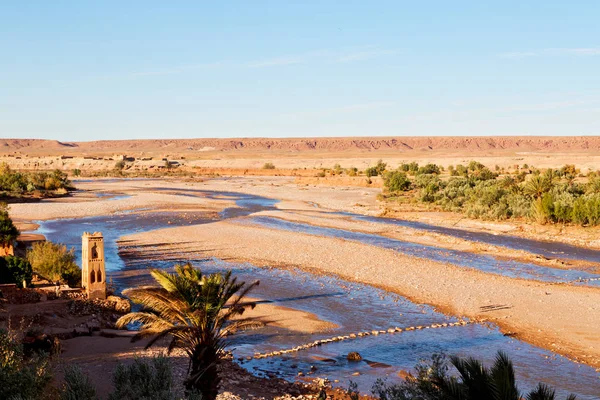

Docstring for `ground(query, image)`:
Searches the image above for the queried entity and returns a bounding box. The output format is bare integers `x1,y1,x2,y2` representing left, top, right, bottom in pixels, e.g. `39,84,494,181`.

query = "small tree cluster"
26,241,81,286
0,163,72,195
383,161,600,226
365,160,387,177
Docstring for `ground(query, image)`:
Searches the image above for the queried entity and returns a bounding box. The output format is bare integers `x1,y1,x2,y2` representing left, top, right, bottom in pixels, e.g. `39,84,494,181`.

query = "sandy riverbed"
10,177,600,372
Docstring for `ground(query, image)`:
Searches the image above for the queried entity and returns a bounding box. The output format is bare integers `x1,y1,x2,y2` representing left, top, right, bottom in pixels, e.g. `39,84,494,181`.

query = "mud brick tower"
81,232,106,300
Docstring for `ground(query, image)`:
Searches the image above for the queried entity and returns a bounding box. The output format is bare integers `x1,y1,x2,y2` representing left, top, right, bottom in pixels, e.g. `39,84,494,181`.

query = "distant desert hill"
1,137,599,157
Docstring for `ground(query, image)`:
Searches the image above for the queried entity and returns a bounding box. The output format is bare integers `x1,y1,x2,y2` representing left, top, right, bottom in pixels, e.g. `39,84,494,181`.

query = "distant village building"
81,232,106,300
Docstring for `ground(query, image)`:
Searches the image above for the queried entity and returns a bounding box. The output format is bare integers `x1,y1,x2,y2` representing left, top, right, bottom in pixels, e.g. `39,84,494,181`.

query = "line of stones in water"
248,320,472,360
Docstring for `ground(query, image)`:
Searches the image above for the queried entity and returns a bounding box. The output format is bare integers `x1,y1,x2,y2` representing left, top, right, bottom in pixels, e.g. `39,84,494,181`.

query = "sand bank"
120,220,600,369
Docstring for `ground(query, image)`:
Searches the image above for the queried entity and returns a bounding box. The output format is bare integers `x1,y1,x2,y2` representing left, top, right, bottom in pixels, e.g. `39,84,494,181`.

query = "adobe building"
81,232,106,300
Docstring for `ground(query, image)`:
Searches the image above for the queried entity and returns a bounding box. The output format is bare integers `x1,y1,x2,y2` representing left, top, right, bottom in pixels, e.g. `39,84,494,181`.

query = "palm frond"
526,383,556,400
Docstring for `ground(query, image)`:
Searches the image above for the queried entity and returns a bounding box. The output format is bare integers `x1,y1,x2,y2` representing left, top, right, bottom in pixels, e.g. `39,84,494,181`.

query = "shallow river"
34,188,600,397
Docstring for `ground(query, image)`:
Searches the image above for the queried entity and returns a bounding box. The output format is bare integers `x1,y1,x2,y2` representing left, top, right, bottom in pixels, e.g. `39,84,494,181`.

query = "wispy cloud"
499,47,600,58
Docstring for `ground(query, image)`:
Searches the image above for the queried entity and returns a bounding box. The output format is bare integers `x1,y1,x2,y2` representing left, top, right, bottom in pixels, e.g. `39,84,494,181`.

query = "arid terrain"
3,137,600,398
3,136,600,173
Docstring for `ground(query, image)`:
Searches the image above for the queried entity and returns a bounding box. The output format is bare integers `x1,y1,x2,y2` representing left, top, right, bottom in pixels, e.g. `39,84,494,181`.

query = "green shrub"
262,162,275,170
61,365,97,400
385,159,600,227
0,256,32,287
454,164,468,177
416,163,440,175
109,357,177,400
468,160,486,171
366,160,387,177
384,171,411,193
26,241,81,286
346,167,358,176
531,193,555,224
0,163,72,195
0,205,19,248
0,329,52,399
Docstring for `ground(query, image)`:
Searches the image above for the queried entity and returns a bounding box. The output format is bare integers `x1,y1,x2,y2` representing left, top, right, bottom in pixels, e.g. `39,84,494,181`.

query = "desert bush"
27,241,81,286
399,162,419,174
587,177,600,194
365,160,387,177
468,160,486,171
384,171,411,193
108,357,180,400
72,169,82,177
416,163,441,175
61,365,97,400
0,256,33,287
346,167,358,176
114,160,126,171
531,193,555,224
0,329,53,399
262,162,275,170
60,357,200,400
453,164,468,177
471,167,498,181
0,204,19,248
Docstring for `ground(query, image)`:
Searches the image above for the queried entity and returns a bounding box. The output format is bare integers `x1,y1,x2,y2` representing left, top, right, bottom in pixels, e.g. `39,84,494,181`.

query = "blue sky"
1,1,599,141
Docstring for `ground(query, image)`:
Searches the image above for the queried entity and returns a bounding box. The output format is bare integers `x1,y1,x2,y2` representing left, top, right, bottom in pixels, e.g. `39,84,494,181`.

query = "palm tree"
524,175,553,199
434,351,576,400
116,263,263,400
436,351,520,400
527,383,577,400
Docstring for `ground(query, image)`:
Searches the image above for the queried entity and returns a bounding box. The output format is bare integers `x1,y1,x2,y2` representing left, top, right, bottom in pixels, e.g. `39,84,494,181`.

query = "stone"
347,352,362,362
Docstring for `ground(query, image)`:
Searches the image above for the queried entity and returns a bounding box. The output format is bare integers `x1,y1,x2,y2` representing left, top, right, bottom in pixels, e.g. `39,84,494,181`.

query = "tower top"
82,232,103,238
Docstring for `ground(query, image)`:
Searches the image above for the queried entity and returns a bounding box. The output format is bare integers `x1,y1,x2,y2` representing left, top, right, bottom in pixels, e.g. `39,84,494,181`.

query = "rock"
347,352,362,362
106,295,131,313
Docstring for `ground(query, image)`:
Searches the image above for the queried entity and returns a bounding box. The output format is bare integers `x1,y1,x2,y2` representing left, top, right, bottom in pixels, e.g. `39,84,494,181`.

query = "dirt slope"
1,136,599,157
